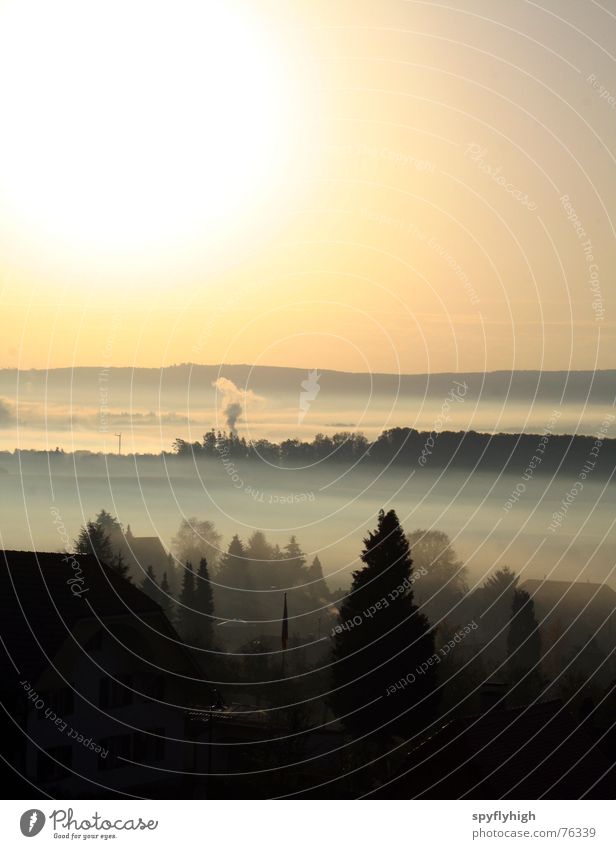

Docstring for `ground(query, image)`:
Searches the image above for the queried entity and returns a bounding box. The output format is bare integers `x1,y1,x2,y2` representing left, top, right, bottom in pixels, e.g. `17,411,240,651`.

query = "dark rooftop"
0,550,161,685
382,699,616,799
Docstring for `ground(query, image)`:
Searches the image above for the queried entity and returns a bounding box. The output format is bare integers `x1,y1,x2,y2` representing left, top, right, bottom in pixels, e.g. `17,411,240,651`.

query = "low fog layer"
0,365,613,451
2,452,613,591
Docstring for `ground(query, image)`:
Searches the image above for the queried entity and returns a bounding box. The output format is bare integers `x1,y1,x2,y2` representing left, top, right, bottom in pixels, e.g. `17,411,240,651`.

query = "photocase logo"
298,369,320,424
20,810,46,837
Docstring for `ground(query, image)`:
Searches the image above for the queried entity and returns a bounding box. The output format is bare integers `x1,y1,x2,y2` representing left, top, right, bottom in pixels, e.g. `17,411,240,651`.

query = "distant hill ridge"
1,364,614,402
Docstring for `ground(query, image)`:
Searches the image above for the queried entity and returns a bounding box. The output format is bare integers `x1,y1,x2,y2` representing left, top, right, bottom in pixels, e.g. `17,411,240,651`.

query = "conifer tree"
158,571,176,621
160,571,171,598
178,561,197,640
75,517,130,579
217,536,252,620
306,555,329,598
507,588,542,698
246,531,274,590
331,509,437,738
112,550,131,581
165,552,179,597
74,520,113,564
218,535,248,587
283,535,306,587
195,557,215,648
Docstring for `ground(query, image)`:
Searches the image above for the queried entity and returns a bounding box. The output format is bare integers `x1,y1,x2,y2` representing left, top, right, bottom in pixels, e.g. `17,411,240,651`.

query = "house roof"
521,579,616,611
116,532,169,574
0,550,162,686
384,700,615,799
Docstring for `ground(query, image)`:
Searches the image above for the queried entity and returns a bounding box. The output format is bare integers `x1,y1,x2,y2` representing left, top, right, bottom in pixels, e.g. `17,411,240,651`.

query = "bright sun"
0,0,295,276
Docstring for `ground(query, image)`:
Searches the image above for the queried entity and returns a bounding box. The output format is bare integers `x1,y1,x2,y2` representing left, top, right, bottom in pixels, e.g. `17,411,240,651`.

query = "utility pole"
115,433,122,455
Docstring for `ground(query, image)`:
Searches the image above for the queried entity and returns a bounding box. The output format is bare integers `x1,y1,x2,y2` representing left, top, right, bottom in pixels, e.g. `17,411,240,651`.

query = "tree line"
74,508,549,724
74,510,330,648
171,426,616,474
72,506,616,797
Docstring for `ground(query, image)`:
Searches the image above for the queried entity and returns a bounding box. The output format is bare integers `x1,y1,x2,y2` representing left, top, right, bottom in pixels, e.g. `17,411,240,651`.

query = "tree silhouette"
218,535,248,588
477,566,518,653
74,515,130,579
75,520,113,564
306,555,329,599
482,566,518,600
194,557,215,648
158,571,176,621
246,530,274,589
407,529,467,623
217,535,253,620
95,509,122,538
407,529,467,595
331,509,437,738
164,552,179,597
178,561,197,640
283,535,306,589
171,517,221,571
507,588,542,700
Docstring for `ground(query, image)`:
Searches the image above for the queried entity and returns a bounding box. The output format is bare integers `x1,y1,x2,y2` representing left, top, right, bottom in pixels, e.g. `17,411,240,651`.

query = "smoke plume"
212,378,263,435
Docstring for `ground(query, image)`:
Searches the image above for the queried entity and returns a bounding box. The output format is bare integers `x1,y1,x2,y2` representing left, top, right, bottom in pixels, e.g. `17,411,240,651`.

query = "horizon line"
1,363,614,377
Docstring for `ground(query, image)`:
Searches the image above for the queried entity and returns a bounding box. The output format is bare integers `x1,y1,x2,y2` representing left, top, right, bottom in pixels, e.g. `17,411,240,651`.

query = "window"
37,745,72,783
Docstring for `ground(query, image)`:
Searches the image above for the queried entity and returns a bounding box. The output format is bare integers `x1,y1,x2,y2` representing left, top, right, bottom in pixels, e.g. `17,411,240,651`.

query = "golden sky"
1,0,615,374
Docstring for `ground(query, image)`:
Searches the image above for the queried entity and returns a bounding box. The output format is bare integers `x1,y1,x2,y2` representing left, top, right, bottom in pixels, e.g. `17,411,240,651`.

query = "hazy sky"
1,0,615,374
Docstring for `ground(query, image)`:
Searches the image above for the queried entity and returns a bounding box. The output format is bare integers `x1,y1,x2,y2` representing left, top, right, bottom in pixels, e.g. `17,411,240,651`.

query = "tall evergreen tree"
75,520,113,564
331,509,437,738
283,535,306,588
218,535,249,588
217,534,257,622
178,561,197,640
165,552,179,597
158,571,176,621
245,531,274,590
95,509,123,540
306,555,329,599
113,550,131,581
74,517,130,579
476,566,518,655
160,571,171,598
507,588,542,697
194,557,215,648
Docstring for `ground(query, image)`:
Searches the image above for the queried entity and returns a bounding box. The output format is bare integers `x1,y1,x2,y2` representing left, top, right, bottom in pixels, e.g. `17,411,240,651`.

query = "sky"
0,0,615,375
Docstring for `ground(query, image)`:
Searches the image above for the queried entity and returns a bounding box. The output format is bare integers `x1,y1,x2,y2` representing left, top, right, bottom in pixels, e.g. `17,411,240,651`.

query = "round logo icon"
20,810,46,837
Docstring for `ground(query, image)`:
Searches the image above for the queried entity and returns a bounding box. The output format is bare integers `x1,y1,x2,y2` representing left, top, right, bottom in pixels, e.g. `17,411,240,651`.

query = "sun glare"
0,0,294,275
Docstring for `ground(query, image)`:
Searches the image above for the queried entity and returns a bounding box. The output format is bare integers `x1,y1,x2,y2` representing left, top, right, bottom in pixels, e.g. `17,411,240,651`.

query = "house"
0,550,212,798
112,524,173,585
186,701,345,798
521,579,616,677
379,699,616,799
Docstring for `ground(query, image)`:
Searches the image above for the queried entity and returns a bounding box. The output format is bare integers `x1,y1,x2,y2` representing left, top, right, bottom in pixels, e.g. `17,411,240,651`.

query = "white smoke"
212,377,264,435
